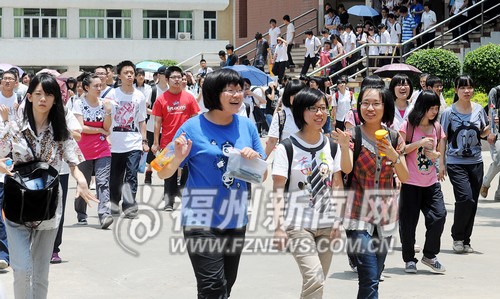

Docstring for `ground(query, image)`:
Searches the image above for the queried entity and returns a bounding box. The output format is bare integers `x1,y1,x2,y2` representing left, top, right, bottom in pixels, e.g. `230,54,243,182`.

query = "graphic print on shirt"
296,152,332,213
415,143,433,173
448,113,481,157
214,141,237,189
167,100,187,113
114,101,138,132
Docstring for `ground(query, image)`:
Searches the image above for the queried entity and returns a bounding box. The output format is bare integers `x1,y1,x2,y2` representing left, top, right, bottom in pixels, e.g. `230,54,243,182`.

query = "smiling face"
360,89,384,124
303,98,328,130
220,83,244,114
395,81,410,100
28,83,55,115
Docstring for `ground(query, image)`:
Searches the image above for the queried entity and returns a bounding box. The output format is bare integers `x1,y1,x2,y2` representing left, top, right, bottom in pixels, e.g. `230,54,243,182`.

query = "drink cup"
375,129,389,156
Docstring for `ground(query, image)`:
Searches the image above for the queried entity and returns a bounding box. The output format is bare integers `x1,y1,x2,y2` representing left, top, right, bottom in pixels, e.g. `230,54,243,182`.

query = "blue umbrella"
347,5,379,17
136,61,163,72
224,65,273,86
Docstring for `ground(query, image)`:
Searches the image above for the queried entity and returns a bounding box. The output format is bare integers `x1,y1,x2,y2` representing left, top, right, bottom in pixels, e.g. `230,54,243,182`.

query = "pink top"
399,120,445,187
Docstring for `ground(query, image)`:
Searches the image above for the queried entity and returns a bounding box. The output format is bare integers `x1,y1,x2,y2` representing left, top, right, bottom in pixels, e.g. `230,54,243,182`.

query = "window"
0,8,2,38
204,11,216,39
143,10,192,39
79,9,131,38
239,0,247,38
14,8,67,38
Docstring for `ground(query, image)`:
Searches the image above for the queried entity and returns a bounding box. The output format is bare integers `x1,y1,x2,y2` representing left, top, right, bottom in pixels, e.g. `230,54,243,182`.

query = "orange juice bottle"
375,129,388,156
150,143,175,172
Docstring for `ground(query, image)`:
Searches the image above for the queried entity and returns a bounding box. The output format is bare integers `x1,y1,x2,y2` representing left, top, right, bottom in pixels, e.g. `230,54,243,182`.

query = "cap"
157,65,167,75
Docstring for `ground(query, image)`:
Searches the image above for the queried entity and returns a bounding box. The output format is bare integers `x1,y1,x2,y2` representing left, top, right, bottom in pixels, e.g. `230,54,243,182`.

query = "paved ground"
2,147,500,298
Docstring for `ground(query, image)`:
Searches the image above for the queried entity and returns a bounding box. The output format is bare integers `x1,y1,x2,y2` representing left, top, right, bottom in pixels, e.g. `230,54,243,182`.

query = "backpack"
344,126,399,188
277,108,286,142
146,85,158,122
281,135,338,192
405,122,442,149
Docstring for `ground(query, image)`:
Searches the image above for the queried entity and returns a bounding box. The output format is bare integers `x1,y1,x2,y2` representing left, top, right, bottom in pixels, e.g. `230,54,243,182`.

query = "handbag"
2,132,59,226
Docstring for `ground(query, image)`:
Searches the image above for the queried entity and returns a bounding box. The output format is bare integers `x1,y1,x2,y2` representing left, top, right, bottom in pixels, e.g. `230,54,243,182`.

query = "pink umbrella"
0,63,25,76
36,68,61,76
374,63,422,78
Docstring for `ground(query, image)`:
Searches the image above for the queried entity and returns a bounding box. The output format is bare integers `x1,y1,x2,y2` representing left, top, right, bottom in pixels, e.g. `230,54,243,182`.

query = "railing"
177,8,319,72
307,0,500,81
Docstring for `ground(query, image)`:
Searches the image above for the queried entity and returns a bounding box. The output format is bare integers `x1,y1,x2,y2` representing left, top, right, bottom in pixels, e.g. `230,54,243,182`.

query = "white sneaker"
453,240,464,253
0,259,8,269
464,244,474,253
414,244,421,253
405,261,417,273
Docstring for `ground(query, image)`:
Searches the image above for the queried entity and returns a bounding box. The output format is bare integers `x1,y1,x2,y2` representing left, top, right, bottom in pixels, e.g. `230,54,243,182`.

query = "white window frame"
204,11,217,40
79,9,131,39
143,10,192,39
14,8,67,38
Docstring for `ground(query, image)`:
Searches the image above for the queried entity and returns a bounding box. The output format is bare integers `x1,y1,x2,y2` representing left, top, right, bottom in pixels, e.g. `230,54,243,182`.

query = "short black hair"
408,90,441,126
426,75,442,88
382,7,389,13
200,59,207,63
283,15,291,22
388,13,395,19
202,69,242,111
282,79,305,108
424,1,431,8
218,50,226,57
2,70,18,81
81,73,100,93
116,60,136,76
399,6,409,13
7,68,19,80
357,86,395,126
389,73,413,100
361,75,385,89
292,88,328,130
378,23,386,30
104,64,115,73
225,44,234,51
305,30,314,36
242,78,251,86
270,18,277,24
136,68,146,76
165,66,183,78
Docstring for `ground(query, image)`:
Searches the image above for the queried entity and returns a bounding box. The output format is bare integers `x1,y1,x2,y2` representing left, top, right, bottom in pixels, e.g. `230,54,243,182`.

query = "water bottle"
150,143,175,172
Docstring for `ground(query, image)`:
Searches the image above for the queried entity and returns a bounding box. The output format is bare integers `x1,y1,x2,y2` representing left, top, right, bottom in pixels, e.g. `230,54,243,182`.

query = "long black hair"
453,75,474,103
24,73,70,141
407,90,441,127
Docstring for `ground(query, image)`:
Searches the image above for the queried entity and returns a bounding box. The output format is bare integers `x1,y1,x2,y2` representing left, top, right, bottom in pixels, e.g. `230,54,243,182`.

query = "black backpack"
281,135,338,193
344,126,399,188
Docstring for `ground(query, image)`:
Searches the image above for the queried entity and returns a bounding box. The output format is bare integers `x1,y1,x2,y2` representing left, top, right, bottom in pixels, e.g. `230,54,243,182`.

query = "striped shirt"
401,15,416,42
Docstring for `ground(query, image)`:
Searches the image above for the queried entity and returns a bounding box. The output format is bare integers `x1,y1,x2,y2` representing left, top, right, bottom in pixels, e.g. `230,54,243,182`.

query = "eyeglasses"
95,72,107,76
306,106,328,113
360,101,383,109
169,76,183,80
1,77,16,82
223,89,244,96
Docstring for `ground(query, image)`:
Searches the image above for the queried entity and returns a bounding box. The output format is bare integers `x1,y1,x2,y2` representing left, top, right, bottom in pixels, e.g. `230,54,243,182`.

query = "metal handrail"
235,8,318,65
176,8,319,71
307,0,499,79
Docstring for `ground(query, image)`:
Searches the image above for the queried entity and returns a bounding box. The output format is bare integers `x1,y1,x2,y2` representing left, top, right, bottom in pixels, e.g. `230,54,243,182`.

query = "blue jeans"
6,219,58,299
110,150,142,213
0,183,9,264
265,113,273,128
346,230,391,299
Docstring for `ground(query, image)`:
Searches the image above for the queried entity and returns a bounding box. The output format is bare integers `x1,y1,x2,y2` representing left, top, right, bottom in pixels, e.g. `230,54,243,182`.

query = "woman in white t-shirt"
264,79,305,158
399,90,447,273
272,88,350,299
390,74,414,131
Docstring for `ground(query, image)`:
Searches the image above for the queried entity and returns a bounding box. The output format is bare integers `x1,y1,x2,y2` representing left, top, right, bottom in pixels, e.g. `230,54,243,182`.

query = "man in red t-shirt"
152,66,200,211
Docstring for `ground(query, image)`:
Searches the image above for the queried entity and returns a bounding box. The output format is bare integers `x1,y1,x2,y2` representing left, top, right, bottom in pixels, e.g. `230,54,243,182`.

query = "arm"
158,133,192,179
103,100,113,132
265,136,279,160
438,135,447,181
75,114,108,135
140,121,149,152
152,116,162,154
70,165,98,206
272,175,288,250
378,137,409,183
331,128,353,174
250,87,266,105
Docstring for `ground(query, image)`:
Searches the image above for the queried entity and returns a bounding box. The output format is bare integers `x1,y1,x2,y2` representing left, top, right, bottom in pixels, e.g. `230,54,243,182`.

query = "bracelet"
105,112,112,116
142,139,148,144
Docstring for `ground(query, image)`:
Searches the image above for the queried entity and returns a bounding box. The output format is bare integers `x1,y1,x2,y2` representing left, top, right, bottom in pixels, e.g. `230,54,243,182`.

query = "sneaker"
164,203,174,212
144,170,152,185
100,215,114,229
422,256,446,273
77,219,88,225
405,261,417,273
414,244,421,253
480,185,489,198
124,211,138,219
453,240,464,253
0,259,8,269
379,273,385,281
50,253,61,264
464,244,474,253
89,181,96,190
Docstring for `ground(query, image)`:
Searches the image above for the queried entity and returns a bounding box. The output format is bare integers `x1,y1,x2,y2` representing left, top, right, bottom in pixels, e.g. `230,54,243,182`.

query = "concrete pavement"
2,148,500,298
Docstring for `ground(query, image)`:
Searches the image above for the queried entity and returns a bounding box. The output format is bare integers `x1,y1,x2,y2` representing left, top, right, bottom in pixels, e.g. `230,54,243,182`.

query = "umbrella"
0,63,25,76
224,65,273,86
36,68,61,76
347,5,379,17
58,70,83,80
374,63,422,78
136,61,163,72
